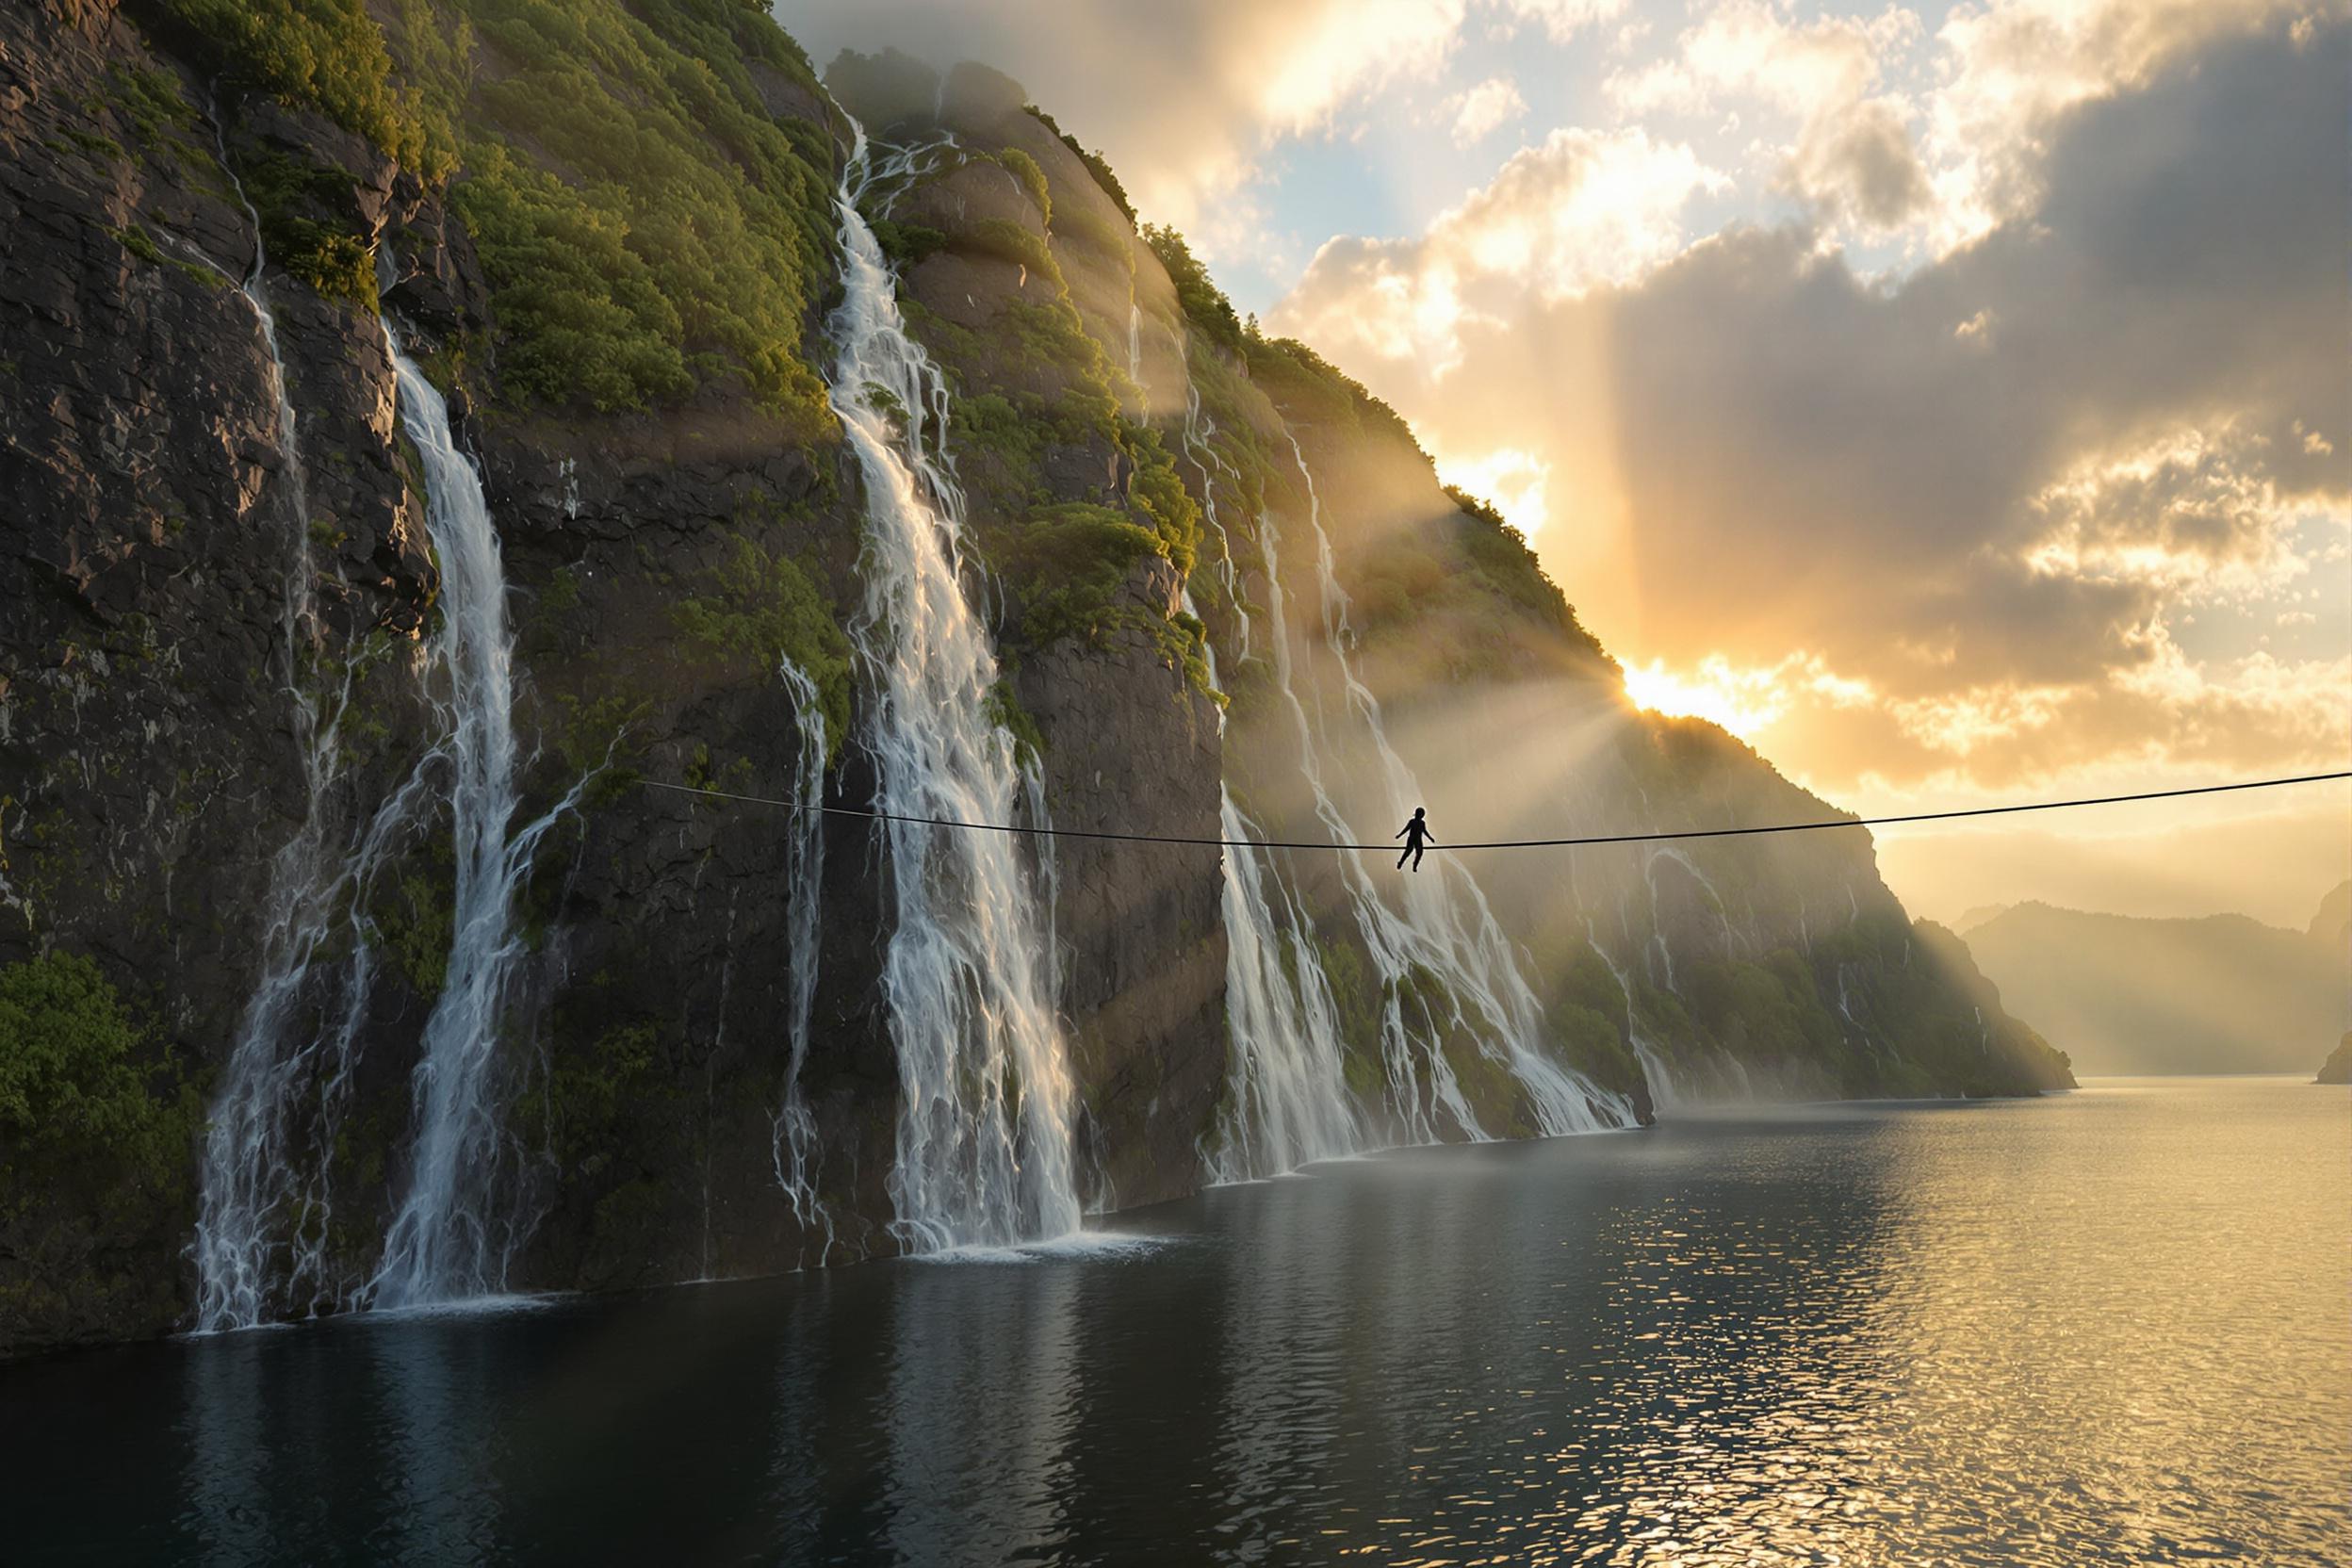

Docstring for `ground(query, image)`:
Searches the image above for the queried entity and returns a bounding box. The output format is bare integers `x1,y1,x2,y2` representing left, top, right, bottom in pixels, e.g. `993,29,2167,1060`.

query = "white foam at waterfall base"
827,122,1082,1253
363,328,584,1311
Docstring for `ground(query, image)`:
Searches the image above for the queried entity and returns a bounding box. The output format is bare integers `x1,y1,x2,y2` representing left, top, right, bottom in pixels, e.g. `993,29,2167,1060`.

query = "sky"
778,0,2351,928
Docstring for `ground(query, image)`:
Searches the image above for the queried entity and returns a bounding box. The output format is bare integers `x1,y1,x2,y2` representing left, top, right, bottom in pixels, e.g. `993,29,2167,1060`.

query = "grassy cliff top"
154,0,841,432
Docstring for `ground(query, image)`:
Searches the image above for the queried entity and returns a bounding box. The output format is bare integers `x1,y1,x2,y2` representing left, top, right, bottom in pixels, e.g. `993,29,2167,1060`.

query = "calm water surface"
6,1077,2346,1565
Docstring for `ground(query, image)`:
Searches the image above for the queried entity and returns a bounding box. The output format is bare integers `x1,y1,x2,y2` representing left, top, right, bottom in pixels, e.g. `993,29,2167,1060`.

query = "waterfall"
1206,786,1363,1180
828,122,1082,1252
771,658,834,1264
1126,301,1146,414
1173,329,1250,662
191,152,418,1330
363,327,580,1309
1268,433,1630,1140
1168,343,1359,1179
1184,574,1359,1181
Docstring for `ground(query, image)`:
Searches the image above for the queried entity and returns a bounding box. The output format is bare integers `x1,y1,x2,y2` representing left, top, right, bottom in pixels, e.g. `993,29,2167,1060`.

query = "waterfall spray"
828,122,1082,1251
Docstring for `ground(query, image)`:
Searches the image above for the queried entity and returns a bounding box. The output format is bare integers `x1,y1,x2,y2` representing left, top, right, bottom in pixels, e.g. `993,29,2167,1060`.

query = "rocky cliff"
0,1,2067,1356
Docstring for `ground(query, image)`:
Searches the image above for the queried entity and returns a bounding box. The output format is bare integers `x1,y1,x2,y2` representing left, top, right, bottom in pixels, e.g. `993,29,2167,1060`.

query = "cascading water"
1206,780,1363,1181
770,658,834,1263
827,122,1081,1252
1172,329,1250,662
1268,433,1631,1140
363,326,581,1309
1126,301,1146,414
191,149,422,1330
1175,368,1361,1180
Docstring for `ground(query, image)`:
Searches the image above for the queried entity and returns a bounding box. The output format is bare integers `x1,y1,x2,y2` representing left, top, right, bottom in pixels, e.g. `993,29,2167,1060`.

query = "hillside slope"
1962,886,2350,1075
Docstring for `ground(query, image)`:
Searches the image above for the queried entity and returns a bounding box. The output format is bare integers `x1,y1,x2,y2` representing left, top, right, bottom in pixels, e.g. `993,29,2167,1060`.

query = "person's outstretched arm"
1395,824,1407,839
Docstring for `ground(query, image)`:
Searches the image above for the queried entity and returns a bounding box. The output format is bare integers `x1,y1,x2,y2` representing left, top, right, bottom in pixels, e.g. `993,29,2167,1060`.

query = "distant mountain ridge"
1961,883,2350,1075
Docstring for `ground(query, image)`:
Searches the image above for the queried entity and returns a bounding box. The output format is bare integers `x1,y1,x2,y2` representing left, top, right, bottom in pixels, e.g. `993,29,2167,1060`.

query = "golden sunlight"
1618,655,1793,738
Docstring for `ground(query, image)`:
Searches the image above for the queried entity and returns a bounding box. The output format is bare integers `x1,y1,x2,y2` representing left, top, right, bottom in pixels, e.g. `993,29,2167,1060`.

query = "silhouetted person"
1395,808,1433,873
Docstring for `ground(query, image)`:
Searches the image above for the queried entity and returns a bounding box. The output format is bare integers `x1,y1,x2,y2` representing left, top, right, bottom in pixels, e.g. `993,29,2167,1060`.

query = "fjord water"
9,1079,2344,1565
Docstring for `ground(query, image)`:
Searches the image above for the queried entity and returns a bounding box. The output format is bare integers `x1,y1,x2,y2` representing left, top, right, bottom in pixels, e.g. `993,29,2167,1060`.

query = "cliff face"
0,3,2065,1356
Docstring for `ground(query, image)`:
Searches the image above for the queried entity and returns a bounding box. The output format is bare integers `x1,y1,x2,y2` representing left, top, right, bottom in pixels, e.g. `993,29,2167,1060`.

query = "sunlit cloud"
1490,0,1631,41
1622,652,1876,739
1606,0,1930,232
1919,0,2318,250
1444,75,1529,146
1437,446,1555,535
1275,126,1722,370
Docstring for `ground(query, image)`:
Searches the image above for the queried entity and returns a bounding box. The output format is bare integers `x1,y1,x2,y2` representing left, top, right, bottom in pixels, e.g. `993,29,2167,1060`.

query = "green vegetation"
106,64,200,141
996,147,1051,221
982,503,1164,652
530,1019,663,1169
382,863,456,999
956,216,1056,275
155,0,455,176
1144,225,1244,353
868,217,947,270
441,0,839,424
106,221,226,289
1244,332,1423,456
240,149,377,304
162,0,842,417
0,952,193,1184
1444,486,1611,663
984,678,1047,766
0,951,199,1346
669,531,854,761
1022,104,1134,221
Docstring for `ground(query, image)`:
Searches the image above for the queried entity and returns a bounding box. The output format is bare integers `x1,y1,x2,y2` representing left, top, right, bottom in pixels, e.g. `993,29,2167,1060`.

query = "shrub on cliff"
1143,225,1244,354
0,951,200,1348
447,0,837,427
150,0,455,176
0,952,193,1180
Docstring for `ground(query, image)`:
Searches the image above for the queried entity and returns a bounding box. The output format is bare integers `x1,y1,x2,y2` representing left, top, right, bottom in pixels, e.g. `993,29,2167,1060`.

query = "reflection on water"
5,1078,2346,1566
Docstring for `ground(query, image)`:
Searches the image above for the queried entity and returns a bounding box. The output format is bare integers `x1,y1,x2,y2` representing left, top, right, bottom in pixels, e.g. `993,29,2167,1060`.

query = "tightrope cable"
634,770,2351,852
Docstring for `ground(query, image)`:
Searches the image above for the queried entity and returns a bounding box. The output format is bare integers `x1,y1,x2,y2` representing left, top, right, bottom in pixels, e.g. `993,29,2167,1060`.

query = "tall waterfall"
364,327,580,1309
771,658,833,1264
1176,353,1360,1181
827,123,1082,1252
191,164,423,1330
1268,433,1629,1140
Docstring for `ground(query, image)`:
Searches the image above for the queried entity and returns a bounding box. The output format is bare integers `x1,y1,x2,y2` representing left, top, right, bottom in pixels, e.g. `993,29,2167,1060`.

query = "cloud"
1444,75,1528,146
1606,0,1931,231
1272,13,2350,792
1919,0,2319,247
778,0,1472,242
1275,126,1723,370
1490,0,1631,41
